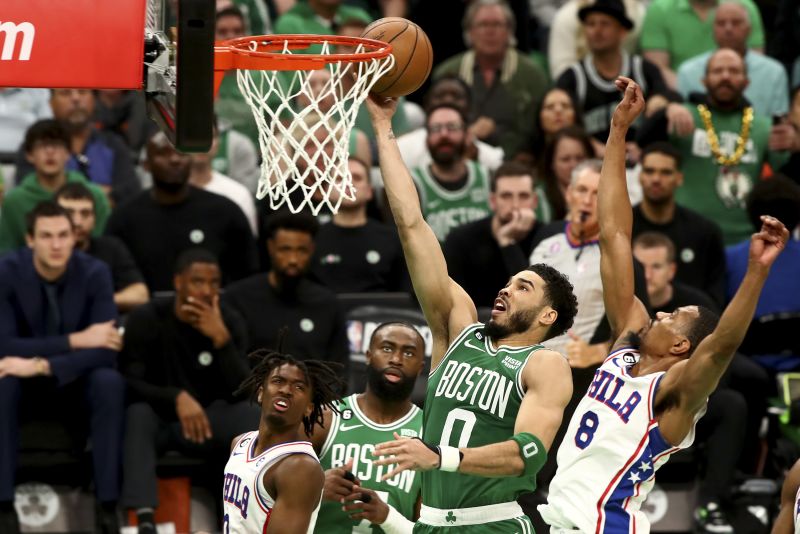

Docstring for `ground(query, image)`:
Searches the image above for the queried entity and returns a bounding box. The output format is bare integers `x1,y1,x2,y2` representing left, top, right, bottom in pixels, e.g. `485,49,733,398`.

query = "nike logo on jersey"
464,339,483,351
339,423,363,432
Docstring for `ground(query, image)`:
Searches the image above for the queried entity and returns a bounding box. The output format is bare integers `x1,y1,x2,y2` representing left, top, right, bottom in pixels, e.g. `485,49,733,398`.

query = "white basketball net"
236,40,395,215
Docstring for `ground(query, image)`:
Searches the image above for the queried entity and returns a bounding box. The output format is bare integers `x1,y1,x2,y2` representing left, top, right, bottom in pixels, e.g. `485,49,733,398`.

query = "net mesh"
235,40,394,215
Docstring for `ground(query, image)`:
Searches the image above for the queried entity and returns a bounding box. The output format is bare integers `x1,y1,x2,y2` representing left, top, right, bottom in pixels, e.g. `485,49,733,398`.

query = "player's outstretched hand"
373,432,440,481
749,215,789,269
365,94,399,124
341,486,390,525
612,77,645,130
323,459,361,502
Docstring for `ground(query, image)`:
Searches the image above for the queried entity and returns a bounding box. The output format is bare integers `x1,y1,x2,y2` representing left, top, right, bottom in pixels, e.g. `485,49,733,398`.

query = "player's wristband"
412,438,463,472
378,504,415,534
510,432,547,477
438,445,461,472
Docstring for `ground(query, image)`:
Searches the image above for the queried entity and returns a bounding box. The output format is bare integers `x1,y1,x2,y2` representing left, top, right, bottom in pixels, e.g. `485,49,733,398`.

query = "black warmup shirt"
87,235,144,291
311,220,409,293
632,204,726,307
222,275,349,368
105,187,258,291
119,298,250,416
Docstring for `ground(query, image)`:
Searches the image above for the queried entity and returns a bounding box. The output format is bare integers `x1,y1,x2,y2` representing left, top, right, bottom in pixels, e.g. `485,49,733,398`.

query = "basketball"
361,17,433,98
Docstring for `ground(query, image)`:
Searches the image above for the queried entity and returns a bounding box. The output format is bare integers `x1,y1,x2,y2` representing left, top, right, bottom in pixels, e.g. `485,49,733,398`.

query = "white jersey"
794,484,800,534
539,348,702,534
223,432,322,533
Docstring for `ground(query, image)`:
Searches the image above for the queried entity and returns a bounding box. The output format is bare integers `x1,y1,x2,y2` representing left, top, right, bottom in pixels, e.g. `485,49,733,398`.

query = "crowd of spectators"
1,0,800,532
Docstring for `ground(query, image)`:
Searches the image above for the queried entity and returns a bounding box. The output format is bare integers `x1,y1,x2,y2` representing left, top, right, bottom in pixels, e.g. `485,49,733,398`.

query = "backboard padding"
0,0,146,89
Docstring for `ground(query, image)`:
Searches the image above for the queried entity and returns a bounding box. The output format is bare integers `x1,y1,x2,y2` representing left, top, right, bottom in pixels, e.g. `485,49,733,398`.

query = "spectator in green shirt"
641,0,764,88
0,120,110,254
637,49,792,245
274,0,372,54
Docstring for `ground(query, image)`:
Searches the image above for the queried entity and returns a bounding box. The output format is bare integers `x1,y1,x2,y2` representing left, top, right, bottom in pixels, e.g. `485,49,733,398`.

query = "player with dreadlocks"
222,337,345,534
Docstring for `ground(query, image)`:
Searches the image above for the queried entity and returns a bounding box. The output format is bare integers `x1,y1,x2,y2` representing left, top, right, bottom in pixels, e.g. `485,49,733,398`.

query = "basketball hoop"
214,35,394,215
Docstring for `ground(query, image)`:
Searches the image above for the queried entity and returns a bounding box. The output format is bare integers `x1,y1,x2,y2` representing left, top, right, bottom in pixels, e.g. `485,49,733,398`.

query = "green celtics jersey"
411,161,491,242
423,323,545,509
671,103,786,245
315,394,423,533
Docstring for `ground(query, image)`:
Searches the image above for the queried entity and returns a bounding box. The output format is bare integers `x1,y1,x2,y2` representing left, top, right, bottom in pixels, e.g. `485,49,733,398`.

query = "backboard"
0,0,214,151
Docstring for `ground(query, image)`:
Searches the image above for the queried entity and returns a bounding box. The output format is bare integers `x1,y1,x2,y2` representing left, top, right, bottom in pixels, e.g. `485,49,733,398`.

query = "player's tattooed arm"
364,93,478,363
265,455,325,534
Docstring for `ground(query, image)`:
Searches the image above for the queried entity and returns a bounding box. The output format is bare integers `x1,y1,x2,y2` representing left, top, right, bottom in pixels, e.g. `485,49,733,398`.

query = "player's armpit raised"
265,454,325,534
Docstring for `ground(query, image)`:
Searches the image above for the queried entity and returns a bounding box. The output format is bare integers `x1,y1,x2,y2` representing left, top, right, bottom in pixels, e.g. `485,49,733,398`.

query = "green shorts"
413,502,534,533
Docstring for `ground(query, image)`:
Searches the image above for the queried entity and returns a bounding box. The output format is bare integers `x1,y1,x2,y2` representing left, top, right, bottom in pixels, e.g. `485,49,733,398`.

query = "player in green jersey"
309,322,426,533
363,95,579,532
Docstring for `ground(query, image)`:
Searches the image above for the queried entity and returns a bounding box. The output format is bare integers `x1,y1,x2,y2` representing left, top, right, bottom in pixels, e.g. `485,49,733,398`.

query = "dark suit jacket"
0,248,118,385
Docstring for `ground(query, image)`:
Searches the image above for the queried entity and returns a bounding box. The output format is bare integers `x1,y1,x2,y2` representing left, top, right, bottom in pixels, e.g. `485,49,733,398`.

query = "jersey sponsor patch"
399,428,419,438
501,355,523,371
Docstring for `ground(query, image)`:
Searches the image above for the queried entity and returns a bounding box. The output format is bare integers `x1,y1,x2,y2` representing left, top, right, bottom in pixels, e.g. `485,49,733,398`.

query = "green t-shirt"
641,0,765,70
0,171,111,253
232,0,270,35
315,394,423,533
411,161,491,242
274,2,372,55
422,324,545,509
671,103,784,245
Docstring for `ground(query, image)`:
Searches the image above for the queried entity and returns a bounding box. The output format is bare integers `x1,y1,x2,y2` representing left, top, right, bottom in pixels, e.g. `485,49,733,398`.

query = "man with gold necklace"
637,48,793,245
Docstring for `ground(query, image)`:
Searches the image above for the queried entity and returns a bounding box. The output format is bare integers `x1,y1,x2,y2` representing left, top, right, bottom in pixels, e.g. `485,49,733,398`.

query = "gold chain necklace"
697,104,754,167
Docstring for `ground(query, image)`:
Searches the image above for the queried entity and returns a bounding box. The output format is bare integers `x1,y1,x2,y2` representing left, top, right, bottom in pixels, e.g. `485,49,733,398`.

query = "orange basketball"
361,17,433,98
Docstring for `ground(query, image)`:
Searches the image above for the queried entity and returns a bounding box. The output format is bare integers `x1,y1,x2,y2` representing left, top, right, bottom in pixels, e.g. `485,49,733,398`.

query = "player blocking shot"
309,322,426,534
222,341,345,534
539,78,790,533
363,96,579,533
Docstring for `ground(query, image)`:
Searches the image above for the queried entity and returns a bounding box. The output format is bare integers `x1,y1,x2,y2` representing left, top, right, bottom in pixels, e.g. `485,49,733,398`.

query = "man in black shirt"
105,131,258,292
632,231,718,314
556,0,671,146
119,248,255,534
55,182,149,312
632,142,726,306
444,161,542,308
224,212,349,368
311,158,408,293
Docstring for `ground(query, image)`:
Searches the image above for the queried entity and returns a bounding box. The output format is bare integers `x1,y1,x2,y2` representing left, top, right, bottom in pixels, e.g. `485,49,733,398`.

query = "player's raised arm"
365,96,476,359
673,216,788,414
598,78,650,340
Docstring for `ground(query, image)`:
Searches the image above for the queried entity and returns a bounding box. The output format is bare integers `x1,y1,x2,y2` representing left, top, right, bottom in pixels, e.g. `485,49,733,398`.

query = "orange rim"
214,34,393,73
